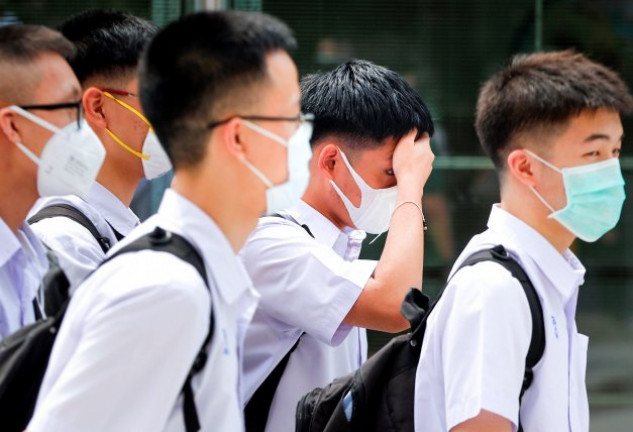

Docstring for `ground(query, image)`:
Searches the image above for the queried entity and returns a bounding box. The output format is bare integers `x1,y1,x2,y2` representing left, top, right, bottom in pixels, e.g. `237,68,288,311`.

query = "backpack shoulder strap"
457,246,546,410
103,226,213,432
461,245,545,401
244,212,312,431
28,204,112,254
270,212,314,238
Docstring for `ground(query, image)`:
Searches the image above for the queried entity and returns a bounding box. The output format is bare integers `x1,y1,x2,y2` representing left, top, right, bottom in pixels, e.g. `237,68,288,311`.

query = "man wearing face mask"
0,25,105,339
28,10,168,295
28,11,308,432
239,59,434,431
413,51,633,432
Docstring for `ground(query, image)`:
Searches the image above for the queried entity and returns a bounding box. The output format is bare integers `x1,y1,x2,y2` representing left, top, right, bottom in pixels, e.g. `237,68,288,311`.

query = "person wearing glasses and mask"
28,10,169,296
28,11,309,432
239,59,435,432
0,25,105,339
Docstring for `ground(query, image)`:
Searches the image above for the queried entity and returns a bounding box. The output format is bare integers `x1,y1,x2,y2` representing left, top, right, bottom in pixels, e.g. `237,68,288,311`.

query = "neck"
500,185,575,254
0,167,39,233
302,182,348,230
171,168,262,254
95,157,142,207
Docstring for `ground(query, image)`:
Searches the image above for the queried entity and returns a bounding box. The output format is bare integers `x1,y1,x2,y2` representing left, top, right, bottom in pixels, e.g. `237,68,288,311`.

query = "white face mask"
103,91,172,180
9,106,106,198
239,118,313,214
330,149,398,234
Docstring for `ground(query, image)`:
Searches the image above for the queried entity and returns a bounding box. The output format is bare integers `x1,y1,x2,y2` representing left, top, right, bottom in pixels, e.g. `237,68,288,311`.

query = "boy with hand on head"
28,11,310,431
0,25,104,338
240,59,434,431
414,51,633,432
29,10,169,295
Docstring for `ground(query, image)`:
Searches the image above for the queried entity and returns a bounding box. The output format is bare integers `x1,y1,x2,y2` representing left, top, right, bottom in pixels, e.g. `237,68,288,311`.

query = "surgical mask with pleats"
103,91,172,179
239,119,313,214
526,150,626,242
330,149,398,234
10,106,105,198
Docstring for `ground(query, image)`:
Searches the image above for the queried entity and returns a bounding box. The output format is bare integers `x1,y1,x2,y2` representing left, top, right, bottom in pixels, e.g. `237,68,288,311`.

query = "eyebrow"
583,133,624,143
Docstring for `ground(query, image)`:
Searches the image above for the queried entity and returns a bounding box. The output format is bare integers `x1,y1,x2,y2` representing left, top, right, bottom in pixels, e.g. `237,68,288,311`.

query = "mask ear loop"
524,149,560,214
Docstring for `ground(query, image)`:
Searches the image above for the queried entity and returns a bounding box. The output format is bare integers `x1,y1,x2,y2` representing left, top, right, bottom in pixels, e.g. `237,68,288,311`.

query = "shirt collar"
286,200,347,248
0,217,22,267
84,182,140,236
0,218,48,275
487,204,585,304
157,189,253,305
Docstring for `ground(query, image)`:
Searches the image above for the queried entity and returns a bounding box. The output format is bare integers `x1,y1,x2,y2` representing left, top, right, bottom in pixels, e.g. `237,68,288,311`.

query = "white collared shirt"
239,200,377,432
414,204,588,432
28,189,259,432
0,220,48,339
29,182,140,292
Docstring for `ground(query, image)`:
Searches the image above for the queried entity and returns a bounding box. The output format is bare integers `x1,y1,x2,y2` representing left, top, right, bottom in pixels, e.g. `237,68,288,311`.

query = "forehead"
551,109,623,151
30,52,81,103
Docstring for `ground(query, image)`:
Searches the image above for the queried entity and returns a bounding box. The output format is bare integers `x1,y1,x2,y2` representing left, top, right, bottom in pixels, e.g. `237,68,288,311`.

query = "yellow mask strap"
105,128,150,160
102,91,154,132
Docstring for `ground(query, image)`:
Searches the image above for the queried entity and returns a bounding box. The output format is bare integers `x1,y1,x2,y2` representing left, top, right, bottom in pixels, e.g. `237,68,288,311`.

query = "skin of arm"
451,409,513,432
344,131,434,332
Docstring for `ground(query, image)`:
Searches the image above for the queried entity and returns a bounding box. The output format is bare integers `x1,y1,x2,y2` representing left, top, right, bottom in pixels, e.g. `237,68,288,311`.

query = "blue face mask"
526,150,626,242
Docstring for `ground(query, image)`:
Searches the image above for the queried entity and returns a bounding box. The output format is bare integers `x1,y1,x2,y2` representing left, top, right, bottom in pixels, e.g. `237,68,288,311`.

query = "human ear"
506,149,536,187
82,88,107,129
316,143,339,180
220,117,247,160
0,108,22,144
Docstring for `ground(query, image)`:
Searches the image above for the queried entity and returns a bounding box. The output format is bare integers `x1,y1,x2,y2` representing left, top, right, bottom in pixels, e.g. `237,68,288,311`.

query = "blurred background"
3,0,632,429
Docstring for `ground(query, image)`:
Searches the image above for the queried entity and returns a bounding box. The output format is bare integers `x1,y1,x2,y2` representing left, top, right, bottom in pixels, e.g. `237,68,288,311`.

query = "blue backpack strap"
103,227,213,432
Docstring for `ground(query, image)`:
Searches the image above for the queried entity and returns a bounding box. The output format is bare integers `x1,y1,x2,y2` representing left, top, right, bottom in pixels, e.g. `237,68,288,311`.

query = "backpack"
244,213,314,432
28,203,123,317
0,226,213,432
295,244,545,432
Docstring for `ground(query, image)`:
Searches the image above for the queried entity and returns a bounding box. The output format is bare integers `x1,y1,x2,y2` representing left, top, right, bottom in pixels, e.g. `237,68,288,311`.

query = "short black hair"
300,59,434,149
59,9,157,84
0,24,74,103
139,11,296,169
476,50,633,169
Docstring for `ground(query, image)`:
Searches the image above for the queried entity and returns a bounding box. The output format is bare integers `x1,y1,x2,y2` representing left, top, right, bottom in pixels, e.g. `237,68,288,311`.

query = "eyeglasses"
18,100,82,129
207,112,314,130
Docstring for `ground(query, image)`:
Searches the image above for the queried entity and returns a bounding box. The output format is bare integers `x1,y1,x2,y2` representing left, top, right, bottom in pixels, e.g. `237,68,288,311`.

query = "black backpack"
28,203,124,317
295,245,545,432
0,226,213,432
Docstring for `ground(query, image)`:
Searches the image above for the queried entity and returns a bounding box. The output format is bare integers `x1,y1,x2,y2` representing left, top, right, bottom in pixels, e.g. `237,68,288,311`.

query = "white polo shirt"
239,200,377,432
28,189,259,432
29,182,140,292
414,204,588,431
0,220,48,339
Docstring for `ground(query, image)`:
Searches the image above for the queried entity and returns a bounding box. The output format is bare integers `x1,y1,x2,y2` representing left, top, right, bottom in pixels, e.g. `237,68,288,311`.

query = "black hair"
139,11,296,169
476,50,633,169
300,59,434,149
59,9,157,84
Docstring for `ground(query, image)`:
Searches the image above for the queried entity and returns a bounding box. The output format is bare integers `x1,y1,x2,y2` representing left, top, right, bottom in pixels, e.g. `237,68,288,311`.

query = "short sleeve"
240,221,376,345
28,252,210,432
440,261,532,430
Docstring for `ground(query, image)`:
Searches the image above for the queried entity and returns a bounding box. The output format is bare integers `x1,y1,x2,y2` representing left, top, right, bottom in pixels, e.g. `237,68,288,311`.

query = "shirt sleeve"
29,217,107,293
28,252,211,432
240,221,376,346
439,261,532,430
